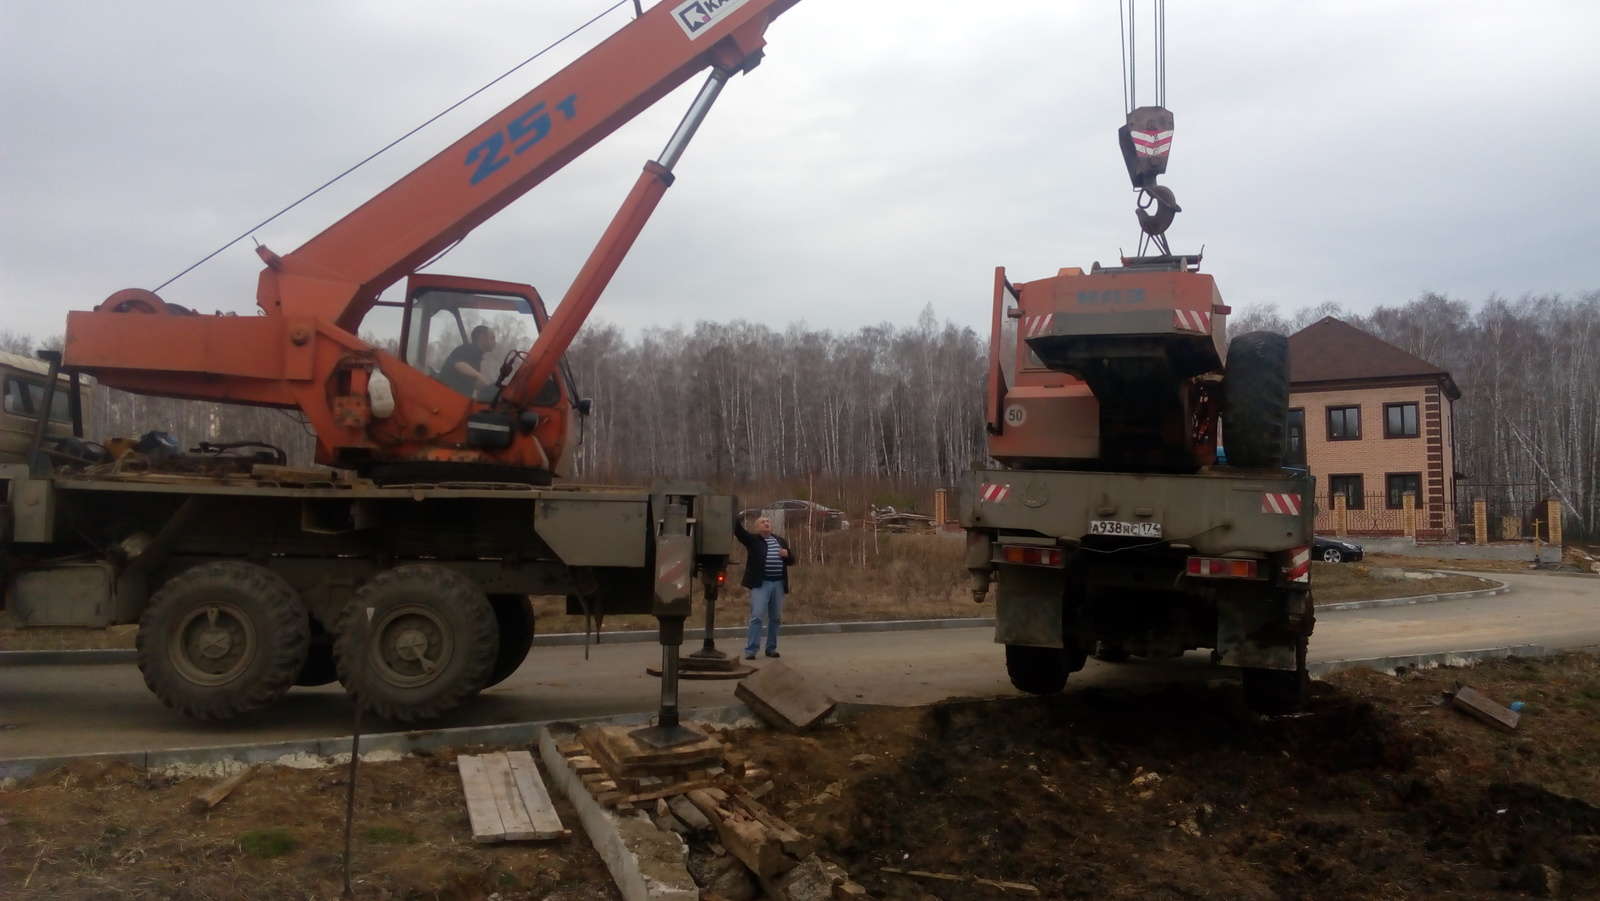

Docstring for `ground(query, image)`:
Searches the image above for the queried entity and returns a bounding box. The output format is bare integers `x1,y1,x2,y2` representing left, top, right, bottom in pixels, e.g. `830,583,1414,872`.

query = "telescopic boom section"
62,0,801,471
271,0,798,330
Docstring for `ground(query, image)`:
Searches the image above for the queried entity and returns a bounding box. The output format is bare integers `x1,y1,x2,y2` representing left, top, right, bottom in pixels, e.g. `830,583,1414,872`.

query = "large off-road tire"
485,594,535,688
335,564,499,722
136,562,310,719
1006,644,1069,695
1221,331,1291,468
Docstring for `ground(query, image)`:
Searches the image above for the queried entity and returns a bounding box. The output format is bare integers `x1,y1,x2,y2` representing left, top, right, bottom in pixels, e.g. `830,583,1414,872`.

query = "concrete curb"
0,618,1000,667
1308,644,1554,676
538,726,697,901
0,704,764,782
1316,573,1512,612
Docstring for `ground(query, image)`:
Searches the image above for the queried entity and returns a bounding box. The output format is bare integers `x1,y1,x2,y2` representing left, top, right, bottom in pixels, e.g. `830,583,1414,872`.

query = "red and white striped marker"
1173,309,1212,333
1284,545,1311,583
1022,314,1054,338
1261,493,1302,515
980,483,1012,504
1131,129,1173,159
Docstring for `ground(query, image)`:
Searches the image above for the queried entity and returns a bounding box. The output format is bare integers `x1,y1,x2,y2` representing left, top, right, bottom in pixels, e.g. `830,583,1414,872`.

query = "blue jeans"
745,579,784,655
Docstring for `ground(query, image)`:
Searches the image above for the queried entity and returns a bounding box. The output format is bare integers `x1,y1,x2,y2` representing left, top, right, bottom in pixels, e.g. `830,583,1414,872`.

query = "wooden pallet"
457,751,569,843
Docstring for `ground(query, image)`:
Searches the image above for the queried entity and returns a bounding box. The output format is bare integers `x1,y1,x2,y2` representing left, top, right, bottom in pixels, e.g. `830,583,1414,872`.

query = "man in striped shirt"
733,515,792,660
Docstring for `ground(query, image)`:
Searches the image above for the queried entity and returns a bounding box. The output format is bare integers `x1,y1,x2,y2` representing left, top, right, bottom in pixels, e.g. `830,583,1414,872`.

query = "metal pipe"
656,69,729,172
26,350,63,474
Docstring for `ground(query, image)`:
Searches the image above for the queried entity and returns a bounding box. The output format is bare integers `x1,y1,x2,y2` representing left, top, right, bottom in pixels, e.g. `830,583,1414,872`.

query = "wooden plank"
185,764,259,814
619,778,713,805
687,789,796,878
457,755,508,843
582,723,724,769
734,662,836,733
567,755,604,775
667,795,712,832
1451,685,1520,733
505,751,568,840
482,752,539,841
730,789,814,858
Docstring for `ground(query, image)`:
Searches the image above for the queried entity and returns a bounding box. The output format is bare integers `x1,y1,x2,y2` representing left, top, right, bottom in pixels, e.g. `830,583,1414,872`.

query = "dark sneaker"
744,653,757,660
765,650,780,658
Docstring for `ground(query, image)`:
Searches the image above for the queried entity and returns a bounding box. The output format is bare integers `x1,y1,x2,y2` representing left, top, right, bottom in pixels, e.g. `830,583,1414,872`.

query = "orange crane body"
64,0,800,474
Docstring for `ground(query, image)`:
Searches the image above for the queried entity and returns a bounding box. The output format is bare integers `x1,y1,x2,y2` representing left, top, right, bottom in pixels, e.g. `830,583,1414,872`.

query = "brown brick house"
1285,318,1461,540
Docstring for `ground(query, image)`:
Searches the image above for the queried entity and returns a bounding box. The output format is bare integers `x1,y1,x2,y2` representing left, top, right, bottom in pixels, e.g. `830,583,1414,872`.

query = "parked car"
1313,535,1364,563
739,499,849,532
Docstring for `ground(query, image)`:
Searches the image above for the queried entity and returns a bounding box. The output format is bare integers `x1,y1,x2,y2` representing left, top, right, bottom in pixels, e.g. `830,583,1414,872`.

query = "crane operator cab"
369,273,590,485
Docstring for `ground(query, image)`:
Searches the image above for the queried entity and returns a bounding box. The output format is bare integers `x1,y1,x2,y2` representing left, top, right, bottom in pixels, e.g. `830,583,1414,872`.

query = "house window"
1329,474,1364,509
1384,402,1418,438
1286,408,1306,466
1386,473,1422,509
1327,405,1361,440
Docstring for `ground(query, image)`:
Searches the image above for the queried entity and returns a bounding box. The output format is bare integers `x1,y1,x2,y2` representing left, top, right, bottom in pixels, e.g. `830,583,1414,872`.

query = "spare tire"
1221,331,1290,468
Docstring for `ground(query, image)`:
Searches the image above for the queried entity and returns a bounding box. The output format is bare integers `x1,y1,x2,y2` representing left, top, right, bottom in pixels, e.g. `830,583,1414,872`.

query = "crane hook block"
1117,106,1175,189
1136,184,1181,238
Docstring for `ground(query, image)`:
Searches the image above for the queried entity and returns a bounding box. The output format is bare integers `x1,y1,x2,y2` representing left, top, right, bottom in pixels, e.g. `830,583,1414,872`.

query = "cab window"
3,378,71,422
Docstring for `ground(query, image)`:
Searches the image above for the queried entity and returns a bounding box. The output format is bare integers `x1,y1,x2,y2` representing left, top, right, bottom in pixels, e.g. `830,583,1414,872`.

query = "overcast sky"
2,0,1597,346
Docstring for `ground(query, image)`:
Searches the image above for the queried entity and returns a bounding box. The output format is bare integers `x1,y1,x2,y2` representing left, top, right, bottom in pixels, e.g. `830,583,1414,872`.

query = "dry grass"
0,750,618,901
1311,561,1496,602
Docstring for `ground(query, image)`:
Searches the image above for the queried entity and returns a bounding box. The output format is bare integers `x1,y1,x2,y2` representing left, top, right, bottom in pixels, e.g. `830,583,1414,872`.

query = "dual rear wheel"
137,562,534,722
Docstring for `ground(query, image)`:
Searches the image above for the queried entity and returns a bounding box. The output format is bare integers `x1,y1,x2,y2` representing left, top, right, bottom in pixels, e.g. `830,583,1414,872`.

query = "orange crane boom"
64,0,801,477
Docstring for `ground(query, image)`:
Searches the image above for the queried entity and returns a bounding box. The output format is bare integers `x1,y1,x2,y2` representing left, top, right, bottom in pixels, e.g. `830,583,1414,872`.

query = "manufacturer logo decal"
672,0,753,39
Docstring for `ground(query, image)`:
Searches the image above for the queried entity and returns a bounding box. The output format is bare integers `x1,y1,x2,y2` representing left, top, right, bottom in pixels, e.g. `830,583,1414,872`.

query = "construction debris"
184,764,259,814
735,662,837,733
1449,684,1522,733
880,867,1041,896
456,751,568,843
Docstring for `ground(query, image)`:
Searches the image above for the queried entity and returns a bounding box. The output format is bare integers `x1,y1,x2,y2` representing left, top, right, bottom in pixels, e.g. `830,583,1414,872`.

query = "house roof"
1287,317,1460,399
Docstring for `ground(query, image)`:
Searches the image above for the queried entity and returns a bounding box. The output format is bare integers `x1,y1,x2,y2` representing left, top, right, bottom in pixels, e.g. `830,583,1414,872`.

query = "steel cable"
153,0,631,293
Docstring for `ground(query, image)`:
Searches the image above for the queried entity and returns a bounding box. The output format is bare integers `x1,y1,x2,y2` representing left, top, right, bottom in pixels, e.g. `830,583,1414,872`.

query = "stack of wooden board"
559,724,727,810
456,751,569,843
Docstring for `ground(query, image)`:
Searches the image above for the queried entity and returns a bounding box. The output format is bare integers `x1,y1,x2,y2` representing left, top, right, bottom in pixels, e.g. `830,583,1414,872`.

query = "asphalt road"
2,571,1594,762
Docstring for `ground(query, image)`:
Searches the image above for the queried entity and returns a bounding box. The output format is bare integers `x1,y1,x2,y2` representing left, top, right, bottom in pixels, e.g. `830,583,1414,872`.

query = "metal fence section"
1455,483,1545,542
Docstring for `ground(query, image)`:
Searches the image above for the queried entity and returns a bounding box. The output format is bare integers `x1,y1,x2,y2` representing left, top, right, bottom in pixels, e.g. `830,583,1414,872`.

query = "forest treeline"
3,289,1595,540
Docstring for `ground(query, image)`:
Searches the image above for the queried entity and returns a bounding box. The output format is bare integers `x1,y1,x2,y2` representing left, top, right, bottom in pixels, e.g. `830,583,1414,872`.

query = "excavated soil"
4,652,1599,900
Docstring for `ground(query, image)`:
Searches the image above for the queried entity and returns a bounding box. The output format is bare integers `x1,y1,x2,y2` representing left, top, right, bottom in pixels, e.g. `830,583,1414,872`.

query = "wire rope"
153,0,631,293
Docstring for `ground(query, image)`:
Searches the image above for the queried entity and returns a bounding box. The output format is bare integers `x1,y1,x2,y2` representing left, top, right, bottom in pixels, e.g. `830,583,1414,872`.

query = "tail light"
1185,557,1259,579
1000,545,1065,567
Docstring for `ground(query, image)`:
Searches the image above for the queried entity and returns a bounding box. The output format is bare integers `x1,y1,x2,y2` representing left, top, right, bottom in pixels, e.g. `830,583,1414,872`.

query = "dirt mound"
732,657,1600,901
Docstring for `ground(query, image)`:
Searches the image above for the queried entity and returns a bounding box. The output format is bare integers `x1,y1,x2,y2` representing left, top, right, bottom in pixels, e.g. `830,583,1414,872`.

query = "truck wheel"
335,564,499,722
295,643,338,686
485,594,535,688
1221,331,1290,468
136,562,310,719
1005,644,1069,695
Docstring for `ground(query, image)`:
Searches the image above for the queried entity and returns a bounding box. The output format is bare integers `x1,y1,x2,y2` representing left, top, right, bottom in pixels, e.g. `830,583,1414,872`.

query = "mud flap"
1216,594,1299,671
993,563,1065,648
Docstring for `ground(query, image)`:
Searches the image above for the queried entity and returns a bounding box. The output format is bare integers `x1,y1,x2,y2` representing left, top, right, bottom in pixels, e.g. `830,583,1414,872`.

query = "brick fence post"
934,488,949,531
1473,498,1487,546
1547,498,1563,547
1402,492,1417,538
1334,494,1348,537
